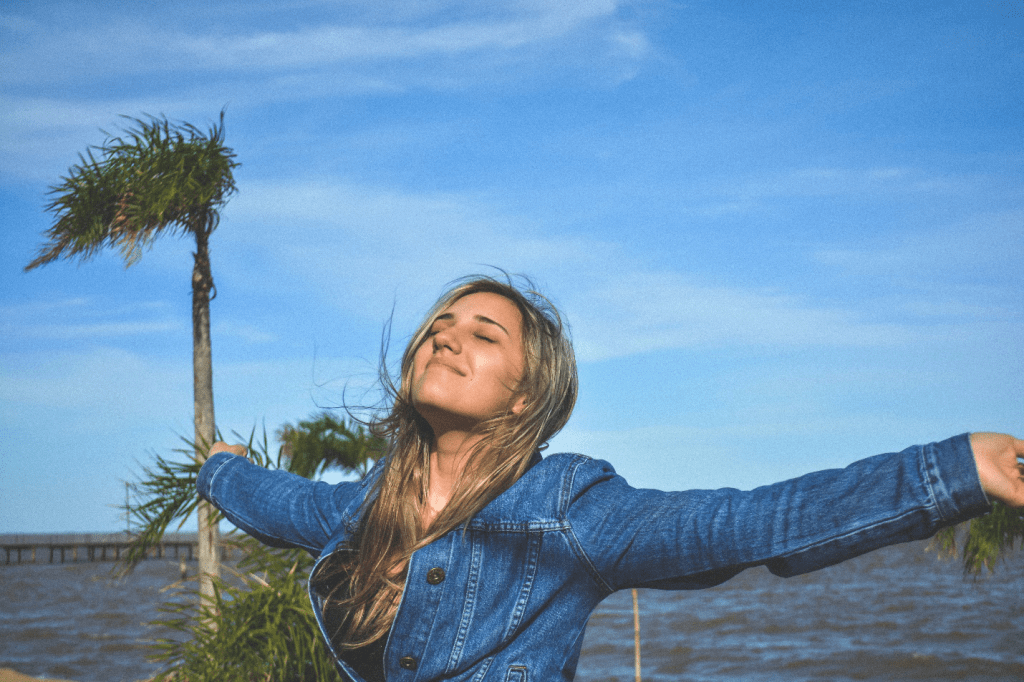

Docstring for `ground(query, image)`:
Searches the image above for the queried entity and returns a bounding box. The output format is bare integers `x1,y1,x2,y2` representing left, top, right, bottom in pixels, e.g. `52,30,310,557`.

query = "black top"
312,546,389,681
342,632,388,682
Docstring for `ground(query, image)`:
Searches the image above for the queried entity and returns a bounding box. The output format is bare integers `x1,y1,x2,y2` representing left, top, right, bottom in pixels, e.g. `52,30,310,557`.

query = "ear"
510,394,528,416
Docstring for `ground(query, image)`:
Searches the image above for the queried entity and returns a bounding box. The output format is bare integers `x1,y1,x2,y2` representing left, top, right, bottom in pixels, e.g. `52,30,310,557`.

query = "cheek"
412,342,431,372
497,349,525,389
485,356,521,396
409,348,431,394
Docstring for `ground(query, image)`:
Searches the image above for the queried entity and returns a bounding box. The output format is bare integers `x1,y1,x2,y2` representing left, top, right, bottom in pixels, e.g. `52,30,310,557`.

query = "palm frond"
26,110,239,271
277,411,385,479
931,501,1024,575
118,428,269,575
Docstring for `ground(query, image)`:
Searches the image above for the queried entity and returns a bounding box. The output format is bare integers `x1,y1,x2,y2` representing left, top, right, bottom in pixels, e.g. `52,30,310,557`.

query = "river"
1,539,1021,681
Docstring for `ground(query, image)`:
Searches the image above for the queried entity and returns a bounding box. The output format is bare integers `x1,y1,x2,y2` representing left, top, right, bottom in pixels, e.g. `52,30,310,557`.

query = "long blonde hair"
317,275,578,649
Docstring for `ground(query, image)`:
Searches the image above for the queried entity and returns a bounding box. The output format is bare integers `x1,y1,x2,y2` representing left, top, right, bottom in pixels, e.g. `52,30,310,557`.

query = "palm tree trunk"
192,227,218,601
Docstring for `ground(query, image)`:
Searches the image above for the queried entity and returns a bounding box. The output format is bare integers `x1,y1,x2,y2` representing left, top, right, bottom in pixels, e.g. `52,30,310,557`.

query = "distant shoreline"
0,668,152,682
0,532,197,544
0,668,76,682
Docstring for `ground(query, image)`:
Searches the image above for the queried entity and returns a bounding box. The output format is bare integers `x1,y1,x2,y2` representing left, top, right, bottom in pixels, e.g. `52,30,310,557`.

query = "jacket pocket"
504,665,527,682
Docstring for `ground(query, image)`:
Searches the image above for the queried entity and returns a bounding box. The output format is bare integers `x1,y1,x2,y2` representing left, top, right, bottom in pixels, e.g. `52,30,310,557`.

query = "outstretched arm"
970,432,1024,507
198,441,369,554
567,434,993,591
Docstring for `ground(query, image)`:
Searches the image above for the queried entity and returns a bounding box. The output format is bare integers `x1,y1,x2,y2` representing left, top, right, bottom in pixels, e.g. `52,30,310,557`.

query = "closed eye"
475,334,495,343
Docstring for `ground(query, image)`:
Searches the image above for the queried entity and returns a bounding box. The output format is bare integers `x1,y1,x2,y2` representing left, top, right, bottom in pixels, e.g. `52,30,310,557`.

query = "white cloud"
568,270,914,361
7,320,182,340
0,344,370,439
19,169,1000,368
214,354,381,424
1,1,632,83
690,166,972,217
0,297,91,315
222,177,928,362
0,95,235,181
222,178,607,317
809,209,1024,326
0,297,185,341
0,1,647,179
179,3,620,68
813,209,1024,276
213,320,277,344
0,346,188,416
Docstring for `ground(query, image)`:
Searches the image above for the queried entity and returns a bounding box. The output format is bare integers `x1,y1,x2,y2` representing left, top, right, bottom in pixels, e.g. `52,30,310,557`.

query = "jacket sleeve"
196,452,369,555
564,433,991,592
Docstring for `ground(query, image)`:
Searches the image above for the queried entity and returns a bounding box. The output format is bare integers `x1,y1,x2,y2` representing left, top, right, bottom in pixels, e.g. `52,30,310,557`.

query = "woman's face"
411,292,527,433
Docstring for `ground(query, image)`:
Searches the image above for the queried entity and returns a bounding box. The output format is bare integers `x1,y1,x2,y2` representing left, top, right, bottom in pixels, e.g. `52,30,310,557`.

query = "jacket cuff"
922,433,991,523
196,451,239,503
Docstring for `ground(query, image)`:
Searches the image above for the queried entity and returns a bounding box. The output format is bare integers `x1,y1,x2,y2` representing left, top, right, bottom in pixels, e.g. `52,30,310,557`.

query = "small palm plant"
123,414,384,681
932,501,1024,575
152,535,338,682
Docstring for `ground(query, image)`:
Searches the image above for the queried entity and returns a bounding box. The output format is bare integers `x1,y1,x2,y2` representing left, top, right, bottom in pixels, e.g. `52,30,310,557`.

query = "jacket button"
399,656,418,670
426,567,446,584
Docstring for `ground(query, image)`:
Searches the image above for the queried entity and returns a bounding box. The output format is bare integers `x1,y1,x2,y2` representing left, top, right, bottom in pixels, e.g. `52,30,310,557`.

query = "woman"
198,275,1024,682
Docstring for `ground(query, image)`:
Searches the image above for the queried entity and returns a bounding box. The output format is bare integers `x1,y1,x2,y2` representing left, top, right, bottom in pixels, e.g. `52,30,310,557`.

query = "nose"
432,325,461,354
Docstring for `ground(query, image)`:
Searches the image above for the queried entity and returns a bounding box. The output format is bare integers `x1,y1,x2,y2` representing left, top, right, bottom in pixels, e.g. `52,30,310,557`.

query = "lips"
426,357,466,376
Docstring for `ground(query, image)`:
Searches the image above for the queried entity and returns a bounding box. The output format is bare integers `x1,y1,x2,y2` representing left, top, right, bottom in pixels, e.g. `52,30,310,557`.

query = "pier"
1,532,205,565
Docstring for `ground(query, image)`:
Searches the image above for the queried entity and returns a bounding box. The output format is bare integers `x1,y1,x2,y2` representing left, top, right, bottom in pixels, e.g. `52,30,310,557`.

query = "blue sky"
2,0,1021,533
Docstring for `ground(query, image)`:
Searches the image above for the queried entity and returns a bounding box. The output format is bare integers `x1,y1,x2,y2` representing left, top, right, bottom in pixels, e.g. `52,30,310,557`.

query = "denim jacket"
197,433,989,681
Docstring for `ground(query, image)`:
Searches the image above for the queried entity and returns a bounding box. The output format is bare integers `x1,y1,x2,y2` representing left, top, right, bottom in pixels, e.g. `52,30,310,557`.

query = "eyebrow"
433,313,511,337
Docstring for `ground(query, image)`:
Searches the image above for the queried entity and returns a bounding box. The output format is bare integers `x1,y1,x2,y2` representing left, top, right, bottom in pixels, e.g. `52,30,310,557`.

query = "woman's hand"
209,441,248,458
970,432,1024,507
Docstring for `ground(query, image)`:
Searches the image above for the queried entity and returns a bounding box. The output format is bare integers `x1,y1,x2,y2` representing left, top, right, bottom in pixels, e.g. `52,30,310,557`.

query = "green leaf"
931,501,1024,575
27,110,239,272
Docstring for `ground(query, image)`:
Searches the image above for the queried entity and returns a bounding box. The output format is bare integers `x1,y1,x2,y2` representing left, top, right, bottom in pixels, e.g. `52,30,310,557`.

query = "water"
1,541,1021,681
575,541,1024,681
0,559,187,682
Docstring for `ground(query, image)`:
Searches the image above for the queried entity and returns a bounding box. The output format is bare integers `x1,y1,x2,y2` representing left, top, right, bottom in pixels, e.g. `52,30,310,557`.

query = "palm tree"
26,112,239,601
277,411,386,479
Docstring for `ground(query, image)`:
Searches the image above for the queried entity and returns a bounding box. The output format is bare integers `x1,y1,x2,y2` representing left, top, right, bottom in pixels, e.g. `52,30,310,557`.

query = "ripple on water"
577,540,1023,682
1,540,1022,682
